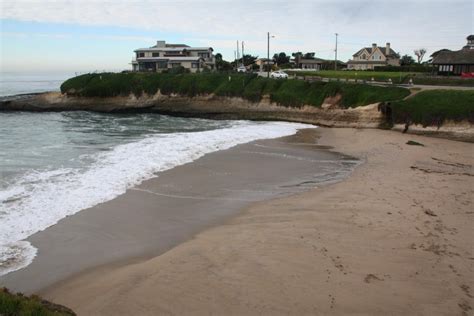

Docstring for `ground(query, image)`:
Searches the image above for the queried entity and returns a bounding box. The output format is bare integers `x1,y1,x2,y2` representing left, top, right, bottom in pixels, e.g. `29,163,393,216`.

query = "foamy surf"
0,120,315,276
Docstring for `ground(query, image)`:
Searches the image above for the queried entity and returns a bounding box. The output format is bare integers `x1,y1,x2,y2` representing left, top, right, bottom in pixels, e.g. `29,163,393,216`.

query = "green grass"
286,70,474,86
389,90,474,126
287,70,416,84
0,288,75,316
61,72,410,108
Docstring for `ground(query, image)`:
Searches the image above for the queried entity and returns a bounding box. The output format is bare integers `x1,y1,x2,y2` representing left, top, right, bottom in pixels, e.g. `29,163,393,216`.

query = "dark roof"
468,35,474,40
352,46,397,58
299,58,326,64
347,60,388,65
165,44,190,48
432,49,474,65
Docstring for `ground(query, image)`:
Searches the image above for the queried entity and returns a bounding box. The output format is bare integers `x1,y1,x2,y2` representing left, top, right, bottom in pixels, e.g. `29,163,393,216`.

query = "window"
362,54,366,59
191,62,199,68
172,63,181,68
157,61,167,69
137,52,145,58
152,52,160,57
198,52,209,58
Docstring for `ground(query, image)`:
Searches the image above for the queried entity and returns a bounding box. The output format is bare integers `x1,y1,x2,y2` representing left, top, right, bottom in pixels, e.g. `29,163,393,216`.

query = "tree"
303,52,315,59
242,54,258,66
214,53,232,71
400,54,416,66
414,48,427,64
273,52,290,65
292,52,303,58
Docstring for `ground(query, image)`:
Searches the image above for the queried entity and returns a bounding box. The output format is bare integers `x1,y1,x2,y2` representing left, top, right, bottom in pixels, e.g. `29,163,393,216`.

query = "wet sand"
0,128,357,293
42,127,473,315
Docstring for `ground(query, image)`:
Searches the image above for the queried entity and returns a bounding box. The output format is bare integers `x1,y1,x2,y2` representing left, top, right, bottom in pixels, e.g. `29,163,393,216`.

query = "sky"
0,0,473,73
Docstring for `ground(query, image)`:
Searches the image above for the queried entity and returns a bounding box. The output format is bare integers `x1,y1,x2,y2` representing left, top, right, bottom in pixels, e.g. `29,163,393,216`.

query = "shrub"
390,90,474,126
0,287,75,315
60,72,410,108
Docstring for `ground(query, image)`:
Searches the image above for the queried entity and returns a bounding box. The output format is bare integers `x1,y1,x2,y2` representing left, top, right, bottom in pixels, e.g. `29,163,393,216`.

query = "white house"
132,40,215,73
347,43,400,70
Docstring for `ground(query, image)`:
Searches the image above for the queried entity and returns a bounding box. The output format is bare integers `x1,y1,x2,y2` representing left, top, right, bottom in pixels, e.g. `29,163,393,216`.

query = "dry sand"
43,128,473,315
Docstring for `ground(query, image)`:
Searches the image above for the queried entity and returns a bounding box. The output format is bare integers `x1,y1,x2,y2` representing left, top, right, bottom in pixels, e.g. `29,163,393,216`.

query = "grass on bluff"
0,287,75,316
61,73,410,108
389,90,474,126
286,70,474,86
286,70,417,84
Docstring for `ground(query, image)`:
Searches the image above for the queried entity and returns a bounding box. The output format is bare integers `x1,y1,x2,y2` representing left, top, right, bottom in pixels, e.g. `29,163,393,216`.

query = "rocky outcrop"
2,92,472,141
0,92,384,128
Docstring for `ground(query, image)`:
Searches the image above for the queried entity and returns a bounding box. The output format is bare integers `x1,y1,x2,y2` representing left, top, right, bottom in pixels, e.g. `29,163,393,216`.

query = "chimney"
156,40,166,48
372,43,377,52
385,43,391,55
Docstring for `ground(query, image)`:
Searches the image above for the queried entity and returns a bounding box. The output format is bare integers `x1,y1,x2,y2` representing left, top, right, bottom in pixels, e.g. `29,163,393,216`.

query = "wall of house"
301,63,320,70
386,58,400,66
369,49,386,62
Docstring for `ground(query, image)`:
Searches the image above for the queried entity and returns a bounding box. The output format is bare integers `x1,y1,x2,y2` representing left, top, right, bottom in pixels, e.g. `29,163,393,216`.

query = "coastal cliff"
0,91,384,128
1,72,473,141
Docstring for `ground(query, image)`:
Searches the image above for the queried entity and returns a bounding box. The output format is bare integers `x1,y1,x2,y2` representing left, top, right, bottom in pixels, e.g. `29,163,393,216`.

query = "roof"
300,58,326,64
352,46,397,58
432,49,474,64
137,57,203,62
347,60,388,65
135,47,212,52
164,44,189,48
467,35,474,40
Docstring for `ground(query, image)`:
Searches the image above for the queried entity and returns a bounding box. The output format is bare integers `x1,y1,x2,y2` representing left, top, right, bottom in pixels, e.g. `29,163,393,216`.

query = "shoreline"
41,127,473,315
2,91,473,143
1,128,360,293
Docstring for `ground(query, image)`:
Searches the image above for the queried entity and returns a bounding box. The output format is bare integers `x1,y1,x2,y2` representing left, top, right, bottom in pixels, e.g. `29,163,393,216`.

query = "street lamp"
267,32,275,78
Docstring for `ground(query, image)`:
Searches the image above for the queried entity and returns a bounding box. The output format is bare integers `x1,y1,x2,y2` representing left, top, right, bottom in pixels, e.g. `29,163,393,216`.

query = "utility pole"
334,33,338,71
237,40,240,69
267,32,270,78
242,41,244,67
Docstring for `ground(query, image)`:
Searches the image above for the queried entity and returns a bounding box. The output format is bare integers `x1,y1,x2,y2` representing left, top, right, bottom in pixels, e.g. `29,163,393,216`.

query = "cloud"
1,0,472,62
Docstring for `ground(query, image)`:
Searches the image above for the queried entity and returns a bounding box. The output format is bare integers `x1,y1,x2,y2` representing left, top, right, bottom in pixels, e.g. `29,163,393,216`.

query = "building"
295,57,326,70
431,35,474,75
132,40,215,72
347,43,400,70
255,58,275,71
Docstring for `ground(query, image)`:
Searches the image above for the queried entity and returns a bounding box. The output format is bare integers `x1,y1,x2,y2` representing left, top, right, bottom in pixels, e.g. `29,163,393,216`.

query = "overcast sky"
1,0,473,73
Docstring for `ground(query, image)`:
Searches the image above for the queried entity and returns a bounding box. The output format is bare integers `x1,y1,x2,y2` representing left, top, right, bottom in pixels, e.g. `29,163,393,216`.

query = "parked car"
270,70,289,79
237,66,247,73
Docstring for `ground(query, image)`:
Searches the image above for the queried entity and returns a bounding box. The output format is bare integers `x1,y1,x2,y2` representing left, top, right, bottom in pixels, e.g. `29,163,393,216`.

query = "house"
132,40,215,72
431,35,474,75
255,58,275,71
295,57,326,70
347,43,400,70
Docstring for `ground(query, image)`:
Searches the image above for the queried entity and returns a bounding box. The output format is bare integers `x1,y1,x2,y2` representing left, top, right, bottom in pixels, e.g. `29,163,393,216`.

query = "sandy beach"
1,127,358,293
35,127,473,315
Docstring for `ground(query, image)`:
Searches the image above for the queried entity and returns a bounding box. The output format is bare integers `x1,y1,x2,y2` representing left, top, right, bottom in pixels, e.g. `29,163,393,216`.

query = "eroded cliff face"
1,91,472,142
0,92,384,128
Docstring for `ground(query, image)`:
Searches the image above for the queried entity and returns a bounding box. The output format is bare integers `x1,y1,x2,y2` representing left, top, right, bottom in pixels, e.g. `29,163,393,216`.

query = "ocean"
0,72,72,97
0,106,315,276
1,73,350,278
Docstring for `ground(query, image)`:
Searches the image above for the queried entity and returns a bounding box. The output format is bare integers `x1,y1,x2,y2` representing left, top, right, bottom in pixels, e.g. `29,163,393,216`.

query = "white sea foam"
0,121,314,276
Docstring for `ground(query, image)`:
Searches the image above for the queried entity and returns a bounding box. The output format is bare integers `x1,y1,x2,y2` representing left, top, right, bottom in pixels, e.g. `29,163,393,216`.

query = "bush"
61,72,411,108
0,287,75,315
390,90,474,126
